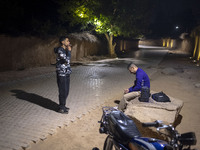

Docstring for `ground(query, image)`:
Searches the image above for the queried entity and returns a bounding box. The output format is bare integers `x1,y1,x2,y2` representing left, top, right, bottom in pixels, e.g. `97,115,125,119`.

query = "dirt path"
29,51,200,150
29,100,116,150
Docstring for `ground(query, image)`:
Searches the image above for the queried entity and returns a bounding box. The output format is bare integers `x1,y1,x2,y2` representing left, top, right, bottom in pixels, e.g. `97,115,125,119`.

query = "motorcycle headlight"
99,127,106,134
179,132,197,146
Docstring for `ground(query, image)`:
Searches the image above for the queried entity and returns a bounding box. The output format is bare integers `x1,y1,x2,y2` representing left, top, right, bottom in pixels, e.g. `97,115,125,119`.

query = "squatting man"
118,63,150,110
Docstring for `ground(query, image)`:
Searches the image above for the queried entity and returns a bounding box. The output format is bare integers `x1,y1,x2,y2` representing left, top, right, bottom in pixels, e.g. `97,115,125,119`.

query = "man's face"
129,67,137,74
62,38,70,46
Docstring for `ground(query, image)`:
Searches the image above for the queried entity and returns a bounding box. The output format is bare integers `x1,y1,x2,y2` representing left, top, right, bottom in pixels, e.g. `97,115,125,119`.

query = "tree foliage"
59,0,154,38
0,0,155,38
58,0,155,56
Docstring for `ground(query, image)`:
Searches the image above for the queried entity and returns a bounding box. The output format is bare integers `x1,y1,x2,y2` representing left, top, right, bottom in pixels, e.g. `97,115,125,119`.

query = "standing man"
54,36,72,114
118,63,150,111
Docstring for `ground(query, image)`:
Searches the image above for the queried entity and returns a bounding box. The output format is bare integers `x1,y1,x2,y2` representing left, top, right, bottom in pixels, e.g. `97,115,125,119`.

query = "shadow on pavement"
10,89,59,112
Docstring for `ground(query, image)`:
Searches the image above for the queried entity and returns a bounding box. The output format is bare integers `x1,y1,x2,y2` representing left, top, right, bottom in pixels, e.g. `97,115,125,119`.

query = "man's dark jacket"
54,47,71,76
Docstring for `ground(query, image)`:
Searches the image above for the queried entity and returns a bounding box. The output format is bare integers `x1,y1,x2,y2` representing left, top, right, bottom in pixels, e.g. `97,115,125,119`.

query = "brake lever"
157,125,169,131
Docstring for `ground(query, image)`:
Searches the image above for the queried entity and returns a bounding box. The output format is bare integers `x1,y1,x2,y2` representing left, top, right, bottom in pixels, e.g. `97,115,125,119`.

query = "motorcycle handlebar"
142,120,162,128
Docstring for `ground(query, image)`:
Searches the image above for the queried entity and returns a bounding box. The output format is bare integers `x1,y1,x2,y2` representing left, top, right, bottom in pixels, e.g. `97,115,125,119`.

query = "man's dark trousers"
56,74,70,110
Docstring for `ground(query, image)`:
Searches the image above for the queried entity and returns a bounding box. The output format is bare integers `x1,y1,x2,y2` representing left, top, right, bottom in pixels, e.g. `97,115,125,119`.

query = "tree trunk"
105,33,117,58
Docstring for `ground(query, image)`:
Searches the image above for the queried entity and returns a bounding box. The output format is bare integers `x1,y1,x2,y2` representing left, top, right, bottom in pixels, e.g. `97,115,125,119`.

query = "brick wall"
0,33,106,71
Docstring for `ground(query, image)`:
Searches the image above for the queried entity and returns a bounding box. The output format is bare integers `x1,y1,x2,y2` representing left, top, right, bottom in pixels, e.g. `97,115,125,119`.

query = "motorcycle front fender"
103,135,129,150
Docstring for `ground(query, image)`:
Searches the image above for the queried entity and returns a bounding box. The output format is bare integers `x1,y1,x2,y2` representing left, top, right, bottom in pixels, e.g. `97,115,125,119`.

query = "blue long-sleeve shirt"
129,68,150,92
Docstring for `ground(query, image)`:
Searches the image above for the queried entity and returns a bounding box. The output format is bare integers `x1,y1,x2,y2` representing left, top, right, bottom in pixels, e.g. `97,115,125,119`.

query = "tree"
59,0,154,57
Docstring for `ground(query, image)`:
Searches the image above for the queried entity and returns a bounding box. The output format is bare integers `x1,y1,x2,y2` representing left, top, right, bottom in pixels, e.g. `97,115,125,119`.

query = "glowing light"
75,6,88,18
197,36,200,61
163,39,166,47
94,19,102,26
79,13,84,18
175,26,179,29
170,40,174,48
167,39,170,47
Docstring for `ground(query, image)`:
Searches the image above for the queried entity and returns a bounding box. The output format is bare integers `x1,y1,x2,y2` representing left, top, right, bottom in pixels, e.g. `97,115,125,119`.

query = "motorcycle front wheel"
103,135,115,150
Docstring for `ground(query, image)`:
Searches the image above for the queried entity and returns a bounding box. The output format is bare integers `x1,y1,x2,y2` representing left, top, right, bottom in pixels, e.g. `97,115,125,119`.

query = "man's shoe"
65,107,70,111
58,109,68,114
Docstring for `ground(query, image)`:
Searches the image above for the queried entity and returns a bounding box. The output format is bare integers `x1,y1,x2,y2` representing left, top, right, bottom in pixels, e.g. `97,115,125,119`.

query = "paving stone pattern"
0,47,168,150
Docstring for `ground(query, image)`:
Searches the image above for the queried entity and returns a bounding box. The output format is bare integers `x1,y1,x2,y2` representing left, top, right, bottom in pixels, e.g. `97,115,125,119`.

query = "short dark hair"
59,36,69,45
127,62,137,70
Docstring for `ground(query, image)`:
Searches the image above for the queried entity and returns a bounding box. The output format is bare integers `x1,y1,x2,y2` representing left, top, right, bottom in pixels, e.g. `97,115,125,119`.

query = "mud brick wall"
115,39,139,53
0,33,106,71
139,38,193,54
139,39,163,46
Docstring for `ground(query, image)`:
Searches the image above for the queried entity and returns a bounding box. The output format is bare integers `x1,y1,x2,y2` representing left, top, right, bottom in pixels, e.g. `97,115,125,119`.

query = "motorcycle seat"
107,110,141,144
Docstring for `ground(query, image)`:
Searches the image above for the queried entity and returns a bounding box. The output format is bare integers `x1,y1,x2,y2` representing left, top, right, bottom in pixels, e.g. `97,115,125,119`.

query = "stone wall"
115,38,139,54
0,33,107,71
139,39,163,46
178,38,193,54
139,38,194,54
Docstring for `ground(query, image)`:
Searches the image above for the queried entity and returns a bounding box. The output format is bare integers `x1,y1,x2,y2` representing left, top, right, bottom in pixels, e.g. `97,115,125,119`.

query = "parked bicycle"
97,107,197,150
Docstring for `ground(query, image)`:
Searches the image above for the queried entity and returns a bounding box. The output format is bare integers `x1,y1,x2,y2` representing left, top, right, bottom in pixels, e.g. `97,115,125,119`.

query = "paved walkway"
0,46,168,150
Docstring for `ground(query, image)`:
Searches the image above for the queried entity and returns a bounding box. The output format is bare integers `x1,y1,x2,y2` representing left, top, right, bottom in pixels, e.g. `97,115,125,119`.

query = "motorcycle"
97,106,197,150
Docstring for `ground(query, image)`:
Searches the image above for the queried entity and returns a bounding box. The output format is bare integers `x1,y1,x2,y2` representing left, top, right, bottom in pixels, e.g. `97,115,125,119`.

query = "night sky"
0,0,199,38
149,0,200,37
